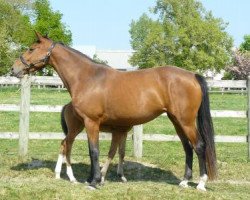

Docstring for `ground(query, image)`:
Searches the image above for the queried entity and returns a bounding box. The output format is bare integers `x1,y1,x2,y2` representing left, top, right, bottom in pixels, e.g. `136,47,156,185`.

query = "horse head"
11,31,56,78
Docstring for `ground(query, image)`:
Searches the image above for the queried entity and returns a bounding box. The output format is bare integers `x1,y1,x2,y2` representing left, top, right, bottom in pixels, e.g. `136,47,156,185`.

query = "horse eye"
29,48,34,52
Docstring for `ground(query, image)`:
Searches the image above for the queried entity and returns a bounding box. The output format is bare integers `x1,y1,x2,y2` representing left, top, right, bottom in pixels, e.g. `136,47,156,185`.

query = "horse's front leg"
85,118,101,189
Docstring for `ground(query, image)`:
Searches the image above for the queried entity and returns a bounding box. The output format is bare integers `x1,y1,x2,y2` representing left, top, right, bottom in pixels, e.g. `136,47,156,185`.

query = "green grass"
0,87,70,105
209,93,247,111
0,140,249,199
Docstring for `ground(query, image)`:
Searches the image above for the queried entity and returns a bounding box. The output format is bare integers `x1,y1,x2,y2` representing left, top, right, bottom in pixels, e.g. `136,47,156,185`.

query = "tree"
240,35,250,51
129,0,233,72
0,0,72,75
93,54,108,65
32,0,72,75
0,0,34,75
224,50,250,80
33,0,72,45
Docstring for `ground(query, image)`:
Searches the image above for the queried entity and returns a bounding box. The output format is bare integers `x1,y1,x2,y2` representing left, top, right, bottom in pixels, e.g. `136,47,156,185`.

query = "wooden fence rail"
0,76,249,159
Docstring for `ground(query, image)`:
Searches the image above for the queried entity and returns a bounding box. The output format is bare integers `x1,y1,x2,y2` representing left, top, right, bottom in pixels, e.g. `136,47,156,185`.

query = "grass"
0,86,70,105
209,92,247,111
0,139,249,199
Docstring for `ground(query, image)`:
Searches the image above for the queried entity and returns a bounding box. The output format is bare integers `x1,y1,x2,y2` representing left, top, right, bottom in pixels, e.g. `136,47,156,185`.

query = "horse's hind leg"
117,132,128,182
168,115,193,188
101,132,127,184
55,104,83,183
179,123,207,191
56,138,77,182
101,133,119,184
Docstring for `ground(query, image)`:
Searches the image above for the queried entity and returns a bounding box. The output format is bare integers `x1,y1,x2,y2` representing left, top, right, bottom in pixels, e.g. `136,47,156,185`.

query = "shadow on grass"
11,158,181,186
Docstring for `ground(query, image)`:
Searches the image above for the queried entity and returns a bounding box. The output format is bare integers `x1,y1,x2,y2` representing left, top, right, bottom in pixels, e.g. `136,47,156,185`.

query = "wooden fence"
0,76,249,160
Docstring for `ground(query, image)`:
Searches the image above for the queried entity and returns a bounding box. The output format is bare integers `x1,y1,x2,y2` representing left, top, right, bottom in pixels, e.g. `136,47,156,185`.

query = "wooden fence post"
19,75,31,161
248,76,250,160
133,125,143,159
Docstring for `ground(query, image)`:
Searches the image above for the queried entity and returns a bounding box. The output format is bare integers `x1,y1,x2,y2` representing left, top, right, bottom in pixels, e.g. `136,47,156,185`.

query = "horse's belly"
104,109,164,126
103,92,166,125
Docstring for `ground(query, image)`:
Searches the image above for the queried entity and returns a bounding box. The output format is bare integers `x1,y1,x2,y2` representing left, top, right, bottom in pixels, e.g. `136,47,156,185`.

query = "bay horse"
57,102,128,184
12,32,217,191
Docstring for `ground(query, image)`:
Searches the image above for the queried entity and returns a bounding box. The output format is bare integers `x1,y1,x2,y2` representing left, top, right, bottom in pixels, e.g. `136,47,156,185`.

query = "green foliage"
240,34,250,51
0,0,34,75
30,0,73,76
0,0,72,76
93,54,108,65
33,0,72,45
129,0,233,72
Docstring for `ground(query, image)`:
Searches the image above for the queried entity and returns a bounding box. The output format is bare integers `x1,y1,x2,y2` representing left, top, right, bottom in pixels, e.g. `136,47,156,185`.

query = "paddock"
0,76,249,157
0,76,249,199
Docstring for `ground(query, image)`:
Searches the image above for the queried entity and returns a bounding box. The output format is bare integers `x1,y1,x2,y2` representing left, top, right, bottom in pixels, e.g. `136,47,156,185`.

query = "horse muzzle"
11,65,27,78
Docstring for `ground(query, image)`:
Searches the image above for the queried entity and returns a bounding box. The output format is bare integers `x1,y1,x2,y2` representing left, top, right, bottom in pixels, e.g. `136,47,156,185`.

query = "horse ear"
35,31,43,41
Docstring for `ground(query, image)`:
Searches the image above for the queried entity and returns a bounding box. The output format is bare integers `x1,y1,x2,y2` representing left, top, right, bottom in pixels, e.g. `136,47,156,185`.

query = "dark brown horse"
56,102,128,184
12,32,216,191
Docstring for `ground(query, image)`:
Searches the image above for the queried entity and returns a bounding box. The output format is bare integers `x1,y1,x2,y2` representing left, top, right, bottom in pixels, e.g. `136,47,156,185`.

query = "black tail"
195,74,217,180
61,104,68,136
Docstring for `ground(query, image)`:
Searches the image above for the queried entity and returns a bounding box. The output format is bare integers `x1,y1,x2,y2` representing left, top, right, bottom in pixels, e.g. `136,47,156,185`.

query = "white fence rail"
0,76,249,159
0,76,64,89
206,80,246,89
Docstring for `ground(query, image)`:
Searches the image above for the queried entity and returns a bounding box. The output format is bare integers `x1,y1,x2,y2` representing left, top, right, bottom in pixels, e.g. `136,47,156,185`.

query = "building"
73,45,137,71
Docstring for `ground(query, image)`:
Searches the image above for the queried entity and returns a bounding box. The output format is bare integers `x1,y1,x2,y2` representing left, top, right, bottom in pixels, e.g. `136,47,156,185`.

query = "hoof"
55,173,61,180
196,184,206,191
121,176,127,183
86,185,97,191
85,181,90,185
179,180,189,188
70,179,78,184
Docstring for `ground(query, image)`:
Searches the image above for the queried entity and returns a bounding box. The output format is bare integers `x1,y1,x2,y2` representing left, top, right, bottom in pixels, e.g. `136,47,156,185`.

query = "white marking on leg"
179,180,189,188
55,154,64,179
101,158,111,184
196,174,208,191
66,165,77,183
121,176,127,183
117,160,127,182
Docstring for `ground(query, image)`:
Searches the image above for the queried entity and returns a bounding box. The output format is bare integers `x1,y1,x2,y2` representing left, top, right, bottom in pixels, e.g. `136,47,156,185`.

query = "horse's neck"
49,45,94,95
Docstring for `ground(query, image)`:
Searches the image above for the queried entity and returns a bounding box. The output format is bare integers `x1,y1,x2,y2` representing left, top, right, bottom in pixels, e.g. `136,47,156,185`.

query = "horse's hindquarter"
104,67,202,125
